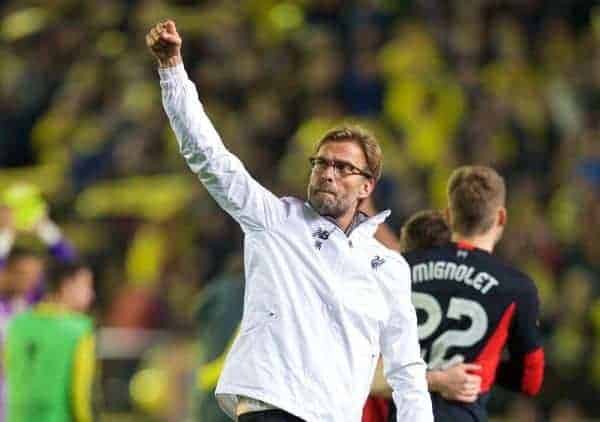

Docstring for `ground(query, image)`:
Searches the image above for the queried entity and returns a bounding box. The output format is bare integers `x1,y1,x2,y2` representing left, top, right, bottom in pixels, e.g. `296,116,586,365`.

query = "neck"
0,288,17,299
451,232,497,253
43,294,71,311
334,211,356,233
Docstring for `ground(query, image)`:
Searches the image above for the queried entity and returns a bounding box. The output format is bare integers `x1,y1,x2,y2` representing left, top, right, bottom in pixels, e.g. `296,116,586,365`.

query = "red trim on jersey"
457,241,476,250
362,396,390,422
521,347,544,396
473,302,516,392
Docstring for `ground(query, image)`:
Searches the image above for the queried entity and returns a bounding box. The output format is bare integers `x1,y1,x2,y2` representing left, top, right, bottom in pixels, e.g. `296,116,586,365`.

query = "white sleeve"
159,64,287,232
380,260,433,422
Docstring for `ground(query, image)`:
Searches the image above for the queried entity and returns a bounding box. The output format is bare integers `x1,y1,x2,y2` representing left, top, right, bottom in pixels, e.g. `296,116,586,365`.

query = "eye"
335,162,353,174
315,158,328,169
310,158,327,170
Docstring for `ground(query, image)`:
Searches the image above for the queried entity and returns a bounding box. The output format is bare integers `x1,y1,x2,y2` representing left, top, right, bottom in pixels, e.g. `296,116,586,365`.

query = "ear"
358,178,376,200
444,207,451,225
497,207,507,227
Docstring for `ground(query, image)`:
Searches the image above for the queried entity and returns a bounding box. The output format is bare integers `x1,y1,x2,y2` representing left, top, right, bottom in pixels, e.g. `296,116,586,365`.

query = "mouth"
315,190,336,196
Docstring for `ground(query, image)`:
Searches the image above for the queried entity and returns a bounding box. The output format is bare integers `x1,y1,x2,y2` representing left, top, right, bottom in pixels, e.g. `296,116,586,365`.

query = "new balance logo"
371,256,385,270
312,228,330,250
312,228,330,240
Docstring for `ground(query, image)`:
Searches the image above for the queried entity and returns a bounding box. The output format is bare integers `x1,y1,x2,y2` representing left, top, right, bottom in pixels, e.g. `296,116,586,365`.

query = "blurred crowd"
1,0,599,420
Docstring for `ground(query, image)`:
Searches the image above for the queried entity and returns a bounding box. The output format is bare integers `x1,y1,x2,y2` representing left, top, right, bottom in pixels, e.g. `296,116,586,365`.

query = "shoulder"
473,255,538,307
6,311,30,332
367,239,411,291
280,196,303,206
279,196,306,217
488,256,538,294
508,267,539,300
66,313,94,334
366,237,407,265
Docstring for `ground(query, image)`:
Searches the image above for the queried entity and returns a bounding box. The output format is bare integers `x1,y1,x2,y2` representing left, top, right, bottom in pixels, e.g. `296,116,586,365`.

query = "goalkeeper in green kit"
4,260,96,422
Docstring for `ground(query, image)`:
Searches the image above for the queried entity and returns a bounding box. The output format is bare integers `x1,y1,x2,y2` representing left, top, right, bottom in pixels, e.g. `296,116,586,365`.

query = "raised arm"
0,206,15,269
147,21,287,232
380,260,433,422
35,218,76,262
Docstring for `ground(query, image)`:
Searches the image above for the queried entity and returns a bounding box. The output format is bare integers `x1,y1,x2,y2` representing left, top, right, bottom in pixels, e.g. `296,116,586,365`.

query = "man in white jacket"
146,20,433,422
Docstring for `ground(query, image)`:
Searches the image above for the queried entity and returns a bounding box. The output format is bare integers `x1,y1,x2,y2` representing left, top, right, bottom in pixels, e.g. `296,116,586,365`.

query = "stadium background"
1,0,599,420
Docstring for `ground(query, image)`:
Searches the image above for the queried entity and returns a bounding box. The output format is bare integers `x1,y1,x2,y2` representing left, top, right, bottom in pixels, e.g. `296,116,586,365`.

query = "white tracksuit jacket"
159,64,433,422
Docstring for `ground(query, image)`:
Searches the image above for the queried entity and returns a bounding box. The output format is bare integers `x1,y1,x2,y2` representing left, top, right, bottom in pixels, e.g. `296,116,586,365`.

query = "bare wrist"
158,55,182,68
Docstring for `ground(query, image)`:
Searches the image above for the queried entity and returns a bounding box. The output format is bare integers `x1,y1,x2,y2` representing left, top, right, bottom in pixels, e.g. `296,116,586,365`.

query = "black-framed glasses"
309,157,373,179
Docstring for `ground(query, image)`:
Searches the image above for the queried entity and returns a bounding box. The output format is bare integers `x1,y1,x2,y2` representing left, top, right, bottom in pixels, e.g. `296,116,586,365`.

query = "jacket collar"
356,209,391,237
304,201,390,238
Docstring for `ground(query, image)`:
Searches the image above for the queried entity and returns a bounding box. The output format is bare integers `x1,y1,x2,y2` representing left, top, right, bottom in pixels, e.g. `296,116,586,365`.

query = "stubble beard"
308,185,352,218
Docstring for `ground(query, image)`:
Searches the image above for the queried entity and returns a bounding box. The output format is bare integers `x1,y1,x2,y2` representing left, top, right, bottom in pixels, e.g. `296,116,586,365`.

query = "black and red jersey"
404,241,544,397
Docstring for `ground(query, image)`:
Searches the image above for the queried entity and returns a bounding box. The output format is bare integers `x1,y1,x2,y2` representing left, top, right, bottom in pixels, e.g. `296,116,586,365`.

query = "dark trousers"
238,409,305,422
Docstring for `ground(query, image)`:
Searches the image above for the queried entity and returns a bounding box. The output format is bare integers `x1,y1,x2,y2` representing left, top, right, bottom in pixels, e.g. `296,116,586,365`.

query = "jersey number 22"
412,292,488,369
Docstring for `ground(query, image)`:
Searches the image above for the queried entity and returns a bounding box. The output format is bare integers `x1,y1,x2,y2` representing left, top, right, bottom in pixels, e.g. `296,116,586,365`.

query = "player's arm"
71,333,96,422
147,21,287,233
370,357,481,403
495,281,544,396
35,217,76,262
380,260,433,422
18,216,77,303
0,205,15,268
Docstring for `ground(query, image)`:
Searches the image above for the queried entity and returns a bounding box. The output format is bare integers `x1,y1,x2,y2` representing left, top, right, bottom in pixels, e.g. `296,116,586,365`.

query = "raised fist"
146,20,182,68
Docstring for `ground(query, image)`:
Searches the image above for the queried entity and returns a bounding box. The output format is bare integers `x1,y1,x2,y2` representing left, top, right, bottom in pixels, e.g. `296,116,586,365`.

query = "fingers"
146,27,161,48
160,32,179,44
448,385,479,402
466,373,481,386
461,374,481,392
146,20,178,46
462,363,482,373
465,380,480,392
145,33,155,48
441,387,478,403
164,20,176,34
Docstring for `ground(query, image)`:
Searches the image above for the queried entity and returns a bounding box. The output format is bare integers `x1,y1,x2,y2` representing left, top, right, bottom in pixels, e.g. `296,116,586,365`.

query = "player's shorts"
430,393,489,422
388,393,489,422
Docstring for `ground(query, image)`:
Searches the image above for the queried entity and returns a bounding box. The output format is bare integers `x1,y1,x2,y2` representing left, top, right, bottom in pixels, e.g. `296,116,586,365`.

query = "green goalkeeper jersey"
5,303,94,422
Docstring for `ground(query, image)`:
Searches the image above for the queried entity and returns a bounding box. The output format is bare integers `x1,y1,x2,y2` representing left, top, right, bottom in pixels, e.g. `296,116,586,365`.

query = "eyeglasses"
308,157,373,179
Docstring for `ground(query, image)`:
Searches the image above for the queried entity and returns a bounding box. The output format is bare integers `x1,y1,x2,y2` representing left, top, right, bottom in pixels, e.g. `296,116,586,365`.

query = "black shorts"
430,393,489,422
388,393,489,422
238,409,305,422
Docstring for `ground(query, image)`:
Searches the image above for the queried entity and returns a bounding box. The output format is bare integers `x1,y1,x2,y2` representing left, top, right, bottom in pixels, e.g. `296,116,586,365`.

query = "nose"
320,164,335,181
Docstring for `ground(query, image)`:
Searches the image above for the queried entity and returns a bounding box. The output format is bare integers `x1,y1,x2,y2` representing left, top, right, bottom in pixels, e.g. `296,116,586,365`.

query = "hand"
33,216,63,246
427,363,482,403
0,206,14,233
146,20,182,68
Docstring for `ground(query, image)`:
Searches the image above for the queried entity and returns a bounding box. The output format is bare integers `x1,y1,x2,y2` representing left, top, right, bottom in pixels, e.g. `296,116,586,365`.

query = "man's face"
60,268,95,313
307,140,374,219
9,256,44,296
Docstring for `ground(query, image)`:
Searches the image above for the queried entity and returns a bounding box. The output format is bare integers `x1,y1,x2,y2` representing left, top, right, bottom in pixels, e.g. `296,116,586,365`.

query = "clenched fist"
146,20,182,68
